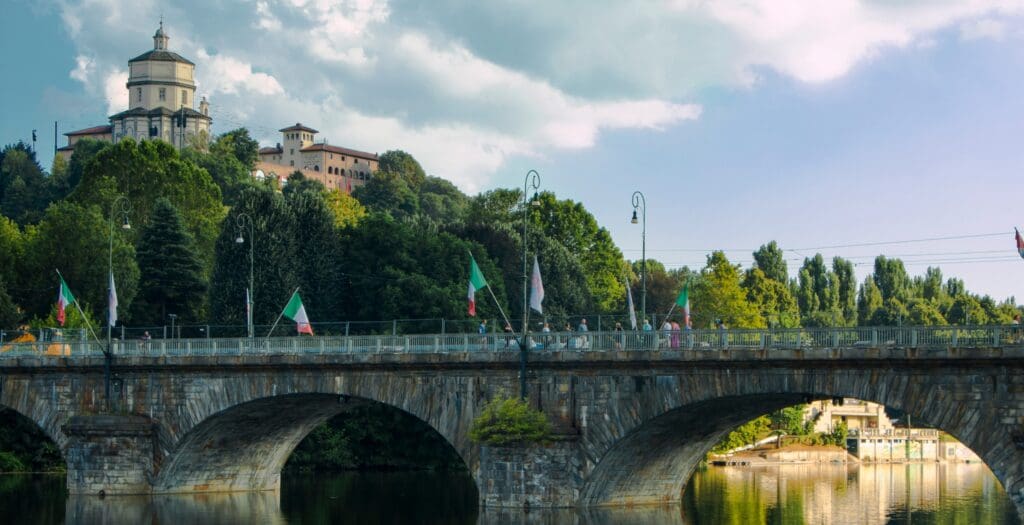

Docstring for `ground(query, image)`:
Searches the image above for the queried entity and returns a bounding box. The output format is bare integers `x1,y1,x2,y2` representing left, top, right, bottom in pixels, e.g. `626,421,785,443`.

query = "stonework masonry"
1,346,1022,519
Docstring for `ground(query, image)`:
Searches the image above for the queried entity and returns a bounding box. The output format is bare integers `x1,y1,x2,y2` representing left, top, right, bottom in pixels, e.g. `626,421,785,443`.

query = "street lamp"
520,169,541,399
631,191,646,328
169,313,177,339
235,213,255,338
106,195,131,408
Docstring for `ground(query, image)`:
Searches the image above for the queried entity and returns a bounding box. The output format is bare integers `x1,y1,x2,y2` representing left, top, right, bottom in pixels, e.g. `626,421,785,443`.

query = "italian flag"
1016,228,1024,260
467,255,488,317
283,291,314,335
675,281,691,328
56,276,76,327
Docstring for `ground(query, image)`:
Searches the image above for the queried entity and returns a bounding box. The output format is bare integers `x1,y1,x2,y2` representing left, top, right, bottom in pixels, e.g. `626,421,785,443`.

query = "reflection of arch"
579,374,1024,510
153,394,469,494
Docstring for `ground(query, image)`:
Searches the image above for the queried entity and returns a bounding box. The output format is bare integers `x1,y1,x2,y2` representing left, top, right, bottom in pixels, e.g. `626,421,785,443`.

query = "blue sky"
3,0,1023,302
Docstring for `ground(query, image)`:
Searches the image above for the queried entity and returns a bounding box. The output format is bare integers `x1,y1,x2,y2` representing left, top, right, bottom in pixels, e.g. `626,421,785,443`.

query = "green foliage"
338,214,508,329
0,279,21,330
209,186,298,328
182,144,252,206
752,241,788,283
17,201,138,321
215,128,259,168
769,405,808,436
377,150,426,188
0,145,53,225
710,416,772,454
70,139,224,272
873,256,910,302
469,397,553,445
0,216,23,286
288,191,342,327
0,408,64,472
743,268,800,328
324,189,367,228
857,277,884,326
692,251,763,328
946,294,989,325
132,199,208,324
353,171,419,218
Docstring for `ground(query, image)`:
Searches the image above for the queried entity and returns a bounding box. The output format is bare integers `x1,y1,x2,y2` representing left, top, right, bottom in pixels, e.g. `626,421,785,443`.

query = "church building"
57,22,211,159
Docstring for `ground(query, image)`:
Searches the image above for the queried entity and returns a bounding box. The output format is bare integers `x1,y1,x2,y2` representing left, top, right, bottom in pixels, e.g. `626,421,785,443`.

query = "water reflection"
1,463,1019,524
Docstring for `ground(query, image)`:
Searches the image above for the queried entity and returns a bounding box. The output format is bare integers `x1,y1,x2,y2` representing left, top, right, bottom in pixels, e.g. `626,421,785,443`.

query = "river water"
1,463,1019,524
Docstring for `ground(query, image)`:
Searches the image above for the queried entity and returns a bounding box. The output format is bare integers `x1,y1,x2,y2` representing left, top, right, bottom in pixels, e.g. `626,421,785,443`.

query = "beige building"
806,398,893,434
58,22,211,160
254,123,377,192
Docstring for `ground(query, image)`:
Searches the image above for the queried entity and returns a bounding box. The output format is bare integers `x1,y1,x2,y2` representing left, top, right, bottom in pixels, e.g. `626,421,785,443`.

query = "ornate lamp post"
106,196,131,407
520,170,541,399
235,213,255,338
631,191,646,327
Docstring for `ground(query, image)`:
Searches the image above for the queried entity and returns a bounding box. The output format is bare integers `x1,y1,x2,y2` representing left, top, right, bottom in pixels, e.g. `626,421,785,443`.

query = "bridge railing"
0,325,1020,360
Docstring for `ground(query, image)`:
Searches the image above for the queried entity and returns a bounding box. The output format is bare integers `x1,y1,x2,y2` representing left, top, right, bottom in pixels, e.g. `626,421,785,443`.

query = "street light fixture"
631,191,646,327
520,169,541,399
105,195,131,410
235,213,255,338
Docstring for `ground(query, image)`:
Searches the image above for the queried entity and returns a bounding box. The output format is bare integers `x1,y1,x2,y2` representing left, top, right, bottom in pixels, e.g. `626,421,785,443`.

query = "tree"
352,171,419,218
873,256,910,302
946,295,988,325
0,279,20,329
752,241,788,283
214,128,259,168
0,216,23,286
209,187,298,328
857,277,884,326
131,198,208,325
287,191,342,329
469,397,552,445
18,201,138,321
770,405,809,436
337,214,508,330
833,257,857,326
692,251,763,328
182,145,252,206
64,138,109,192
323,189,367,229
743,268,800,328
377,150,426,188
70,139,224,272
0,146,50,225
418,176,468,225
796,254,841,326
908,299,947,326
284,171,326,198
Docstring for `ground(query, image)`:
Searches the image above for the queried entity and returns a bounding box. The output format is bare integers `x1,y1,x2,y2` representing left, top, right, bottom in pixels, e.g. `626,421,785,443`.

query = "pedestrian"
577,318,589,349
716,319,728,347
478,319,488,349
503,322,514,348
670,320,681,348
541,322,552,348
613,321,624,350
661,319,672,348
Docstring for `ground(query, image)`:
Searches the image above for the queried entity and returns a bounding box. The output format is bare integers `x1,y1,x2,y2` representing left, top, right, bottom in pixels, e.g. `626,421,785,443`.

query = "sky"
2,0,1024,303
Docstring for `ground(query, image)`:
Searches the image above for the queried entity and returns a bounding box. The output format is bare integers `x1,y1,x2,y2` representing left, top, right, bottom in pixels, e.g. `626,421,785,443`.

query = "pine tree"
132,198,207,324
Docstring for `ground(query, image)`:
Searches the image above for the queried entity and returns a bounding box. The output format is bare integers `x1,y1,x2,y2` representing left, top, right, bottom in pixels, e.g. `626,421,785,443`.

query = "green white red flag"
56,276,76,327
282,291,314,335
675,281,691,328
467,255,488,316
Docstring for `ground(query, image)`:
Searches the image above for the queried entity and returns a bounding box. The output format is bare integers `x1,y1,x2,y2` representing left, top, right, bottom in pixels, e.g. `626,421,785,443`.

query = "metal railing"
0,325,1020,361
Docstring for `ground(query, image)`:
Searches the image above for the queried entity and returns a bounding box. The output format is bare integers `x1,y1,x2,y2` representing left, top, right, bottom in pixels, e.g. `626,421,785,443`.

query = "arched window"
314,165,320,172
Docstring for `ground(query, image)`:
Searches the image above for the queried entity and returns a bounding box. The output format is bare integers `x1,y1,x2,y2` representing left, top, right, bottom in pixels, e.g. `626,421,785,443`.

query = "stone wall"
477,439,583,508
62,415,156,495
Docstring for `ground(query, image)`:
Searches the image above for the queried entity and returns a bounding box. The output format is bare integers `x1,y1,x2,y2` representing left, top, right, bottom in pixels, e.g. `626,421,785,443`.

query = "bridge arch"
576,369,1024,512
0,381,69,452
151,375,478,494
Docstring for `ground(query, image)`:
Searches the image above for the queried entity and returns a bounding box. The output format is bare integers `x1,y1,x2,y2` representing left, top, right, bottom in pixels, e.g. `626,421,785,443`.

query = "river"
1,463,1019,524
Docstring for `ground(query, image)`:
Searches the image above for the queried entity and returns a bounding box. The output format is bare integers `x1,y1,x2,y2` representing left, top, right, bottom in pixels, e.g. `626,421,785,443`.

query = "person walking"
613,321,624,350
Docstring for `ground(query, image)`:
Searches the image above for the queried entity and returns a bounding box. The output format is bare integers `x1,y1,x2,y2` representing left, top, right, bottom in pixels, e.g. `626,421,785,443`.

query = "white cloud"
47,0,1024,190
103,70,128,115
194,50,285,96
960,18,1008,40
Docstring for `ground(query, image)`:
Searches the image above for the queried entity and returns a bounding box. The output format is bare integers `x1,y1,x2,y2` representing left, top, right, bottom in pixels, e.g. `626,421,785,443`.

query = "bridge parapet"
1,325,1021,362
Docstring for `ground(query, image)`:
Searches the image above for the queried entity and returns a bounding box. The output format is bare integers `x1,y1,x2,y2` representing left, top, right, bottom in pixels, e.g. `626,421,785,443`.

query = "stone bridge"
1,327,1022,518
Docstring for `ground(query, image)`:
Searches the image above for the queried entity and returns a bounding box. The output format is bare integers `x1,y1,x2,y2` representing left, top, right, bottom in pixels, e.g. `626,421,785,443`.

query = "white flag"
108,271,118,327
626,280,637,330
530,256,544,314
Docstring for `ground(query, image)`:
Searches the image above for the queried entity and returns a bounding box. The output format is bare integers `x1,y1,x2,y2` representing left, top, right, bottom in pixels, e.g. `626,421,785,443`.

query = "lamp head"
631,210,638,224
121,216,131,230
531,192,540,206
236,234,244,244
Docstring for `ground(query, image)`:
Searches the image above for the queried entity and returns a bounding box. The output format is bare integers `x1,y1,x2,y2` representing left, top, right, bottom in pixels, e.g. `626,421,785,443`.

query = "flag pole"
266,286,300,337
468,250,515,332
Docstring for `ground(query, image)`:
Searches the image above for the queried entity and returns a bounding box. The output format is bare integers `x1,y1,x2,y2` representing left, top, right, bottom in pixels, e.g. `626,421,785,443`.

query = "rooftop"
64,125,113,137
300,143,378,161
128,49,195,65
279,123,319,133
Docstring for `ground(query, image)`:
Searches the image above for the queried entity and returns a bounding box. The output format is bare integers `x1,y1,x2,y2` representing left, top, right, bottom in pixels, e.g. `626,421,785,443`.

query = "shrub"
469,397,553,445
0,451,26,473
